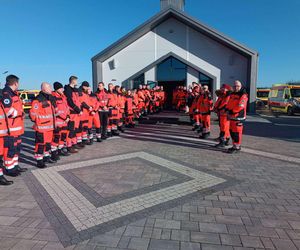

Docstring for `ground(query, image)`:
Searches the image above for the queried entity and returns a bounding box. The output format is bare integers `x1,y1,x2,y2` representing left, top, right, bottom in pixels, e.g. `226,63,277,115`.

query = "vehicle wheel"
287,106,294,116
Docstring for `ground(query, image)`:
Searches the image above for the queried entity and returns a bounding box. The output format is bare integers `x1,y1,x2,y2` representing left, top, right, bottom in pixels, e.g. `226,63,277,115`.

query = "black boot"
214,141,226,148
118,126,125,133
83,139,92,145
200,133,210,139
0,175,13,185
51,151,60,161
15,165,28,173
44,156,57,164
225,138,230,146
36,160,47,169
58,148,70,156
5,168,20,177
67,146,78,154
101,134,108,140
107,132,112,137
97,137,102,142
192,125,199,131
227,147,241,154
112,130,120,136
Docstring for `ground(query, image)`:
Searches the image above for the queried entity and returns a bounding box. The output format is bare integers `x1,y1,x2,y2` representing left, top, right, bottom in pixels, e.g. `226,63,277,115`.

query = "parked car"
19,90,39,112
256,88,270,108
268,83,300,115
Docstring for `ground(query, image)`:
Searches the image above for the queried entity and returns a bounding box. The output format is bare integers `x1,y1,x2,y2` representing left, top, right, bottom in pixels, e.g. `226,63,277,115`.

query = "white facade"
92,8,258,112
96,17,248,91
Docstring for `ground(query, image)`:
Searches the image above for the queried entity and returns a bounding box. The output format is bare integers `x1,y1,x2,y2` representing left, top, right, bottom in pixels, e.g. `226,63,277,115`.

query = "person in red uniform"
107,83,119,136
30,83,57,168
1,74,27,176
79,81,93,145
52,82,71,156
64,76,82,153
124,89,135,127
191,85,202,132
88,88,102,143
226,80,248,153
95,82,109,140
0,103,14,185
214,84,232,148
116,86,125,132
137,85,146,117
198,85,213,139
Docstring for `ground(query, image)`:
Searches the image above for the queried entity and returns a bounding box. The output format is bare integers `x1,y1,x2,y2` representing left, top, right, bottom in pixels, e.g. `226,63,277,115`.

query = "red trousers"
35,130,53,160
219,115,230,140
108,108,119,132
2,136,21,171
52,127,69,150
201,114,211,134
193,114,202,126
230,120,243,147
67,113,80,147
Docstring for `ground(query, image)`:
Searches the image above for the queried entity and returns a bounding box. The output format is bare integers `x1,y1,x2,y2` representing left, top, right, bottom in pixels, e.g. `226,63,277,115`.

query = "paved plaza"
1,112,300,249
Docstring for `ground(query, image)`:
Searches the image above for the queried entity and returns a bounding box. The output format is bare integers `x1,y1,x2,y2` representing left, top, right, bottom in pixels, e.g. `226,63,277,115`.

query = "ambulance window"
277,89,284,98
284,89,291,99
291,89,300,97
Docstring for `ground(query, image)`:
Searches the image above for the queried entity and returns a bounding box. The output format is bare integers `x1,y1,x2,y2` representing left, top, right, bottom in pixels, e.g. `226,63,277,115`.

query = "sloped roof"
91,7,258,62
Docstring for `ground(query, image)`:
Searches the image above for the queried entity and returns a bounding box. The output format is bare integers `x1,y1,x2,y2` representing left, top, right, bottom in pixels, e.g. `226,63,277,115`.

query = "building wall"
97,17,249,95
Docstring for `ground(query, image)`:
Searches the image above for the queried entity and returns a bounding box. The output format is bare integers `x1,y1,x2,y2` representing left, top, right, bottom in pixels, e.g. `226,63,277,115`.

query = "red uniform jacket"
226,88,248,121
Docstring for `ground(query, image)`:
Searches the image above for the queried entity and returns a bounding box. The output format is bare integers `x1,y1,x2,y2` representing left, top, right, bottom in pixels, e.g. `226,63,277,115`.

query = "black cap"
81,81,89,87
53,82,63,91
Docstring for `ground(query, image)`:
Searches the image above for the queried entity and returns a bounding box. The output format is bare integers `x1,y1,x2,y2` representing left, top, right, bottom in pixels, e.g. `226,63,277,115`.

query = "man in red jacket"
226,80,248,153
214,84,232,148
96,82,109,140
198,85,213,139
64,76,83,153
1,75,27,176
30,83,57,168
52,82,71,157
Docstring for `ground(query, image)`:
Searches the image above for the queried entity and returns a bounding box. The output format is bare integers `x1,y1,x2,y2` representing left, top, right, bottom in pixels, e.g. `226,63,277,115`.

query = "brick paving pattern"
0,112,299,249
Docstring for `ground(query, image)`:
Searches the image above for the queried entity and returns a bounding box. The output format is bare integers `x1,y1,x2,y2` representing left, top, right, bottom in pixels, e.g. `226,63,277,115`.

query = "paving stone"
245,226,279,238
261,218,291,229
123,226,144,237
15,227,39,239
190,232,221,244
240,235,264,248
127,237,150,250
181,221,199,231
0,216,19,226
154,219,181,229
199,223,228,233
180,241,201,250
171,229,190,241
161,228,171,240
288,220,300,230
201,244,234,250
148,239,180,250
271,238,297,250
260,237,275,249
220,234,242,246
89,234,121,247
32,229,59,242
215,215,243,225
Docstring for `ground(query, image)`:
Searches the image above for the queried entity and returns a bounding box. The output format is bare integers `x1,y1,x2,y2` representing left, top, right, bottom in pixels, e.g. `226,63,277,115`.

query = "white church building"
91,0,258,112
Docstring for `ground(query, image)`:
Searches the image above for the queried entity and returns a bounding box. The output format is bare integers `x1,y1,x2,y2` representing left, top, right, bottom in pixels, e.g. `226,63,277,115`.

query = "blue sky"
0,0,299,89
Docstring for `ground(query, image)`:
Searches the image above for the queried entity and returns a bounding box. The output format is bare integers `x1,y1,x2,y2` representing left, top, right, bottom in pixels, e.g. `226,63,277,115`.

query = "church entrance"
156,56,187,109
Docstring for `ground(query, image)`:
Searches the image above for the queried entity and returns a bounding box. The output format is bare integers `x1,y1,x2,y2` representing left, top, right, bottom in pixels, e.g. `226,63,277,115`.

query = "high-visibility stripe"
37,115,53,119
5,164,15,170
10,126,23,132
0,129,8,135
0,115,5,119
7,108,16,117
36,125,54,130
